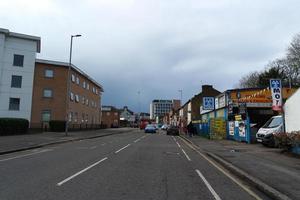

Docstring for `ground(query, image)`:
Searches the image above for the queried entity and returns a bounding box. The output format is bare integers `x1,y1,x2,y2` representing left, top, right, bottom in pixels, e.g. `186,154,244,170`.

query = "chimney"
202,85,213,92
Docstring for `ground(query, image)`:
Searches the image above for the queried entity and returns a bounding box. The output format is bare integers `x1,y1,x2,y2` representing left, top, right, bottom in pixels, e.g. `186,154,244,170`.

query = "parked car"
256,115,283,143
161,124,169,130
144,124,156,133
166,125,179,136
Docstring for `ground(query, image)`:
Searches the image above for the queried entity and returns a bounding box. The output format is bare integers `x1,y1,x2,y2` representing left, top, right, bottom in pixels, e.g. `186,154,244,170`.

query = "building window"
13,54,24,67
76,76,80,85
71,74,75,82
82,96,85,104
86,99,89,106
69,112,73,122
95,89,98,95
70,92,74,101
45,69,54,78
82,113,85,123
106,112,110,116
92,87,95,93
11,75,22,88
42,110,51,122
9,98,20,110
87,83,90,90
83,81,86,89
74,112,78,123
75,94,79,102
43,89,53,98
114,112,118,116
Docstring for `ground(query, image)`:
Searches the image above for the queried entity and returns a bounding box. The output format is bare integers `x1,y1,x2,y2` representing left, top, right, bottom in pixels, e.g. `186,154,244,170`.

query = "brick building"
101,106,120,128
31,59,103,129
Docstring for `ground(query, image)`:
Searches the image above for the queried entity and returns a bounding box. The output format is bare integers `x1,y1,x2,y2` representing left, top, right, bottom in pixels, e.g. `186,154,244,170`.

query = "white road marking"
176,141,181,148
101,143,106,146
115,144,131,154
179,137,263,200
196,169,222,200
134,138,141,143
181,148,191,161
57,157,108,186
0,149,53,162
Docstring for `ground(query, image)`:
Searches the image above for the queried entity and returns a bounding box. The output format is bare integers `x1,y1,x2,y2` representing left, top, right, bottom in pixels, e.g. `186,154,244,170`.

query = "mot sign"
203,97,215,110
270,79,282,111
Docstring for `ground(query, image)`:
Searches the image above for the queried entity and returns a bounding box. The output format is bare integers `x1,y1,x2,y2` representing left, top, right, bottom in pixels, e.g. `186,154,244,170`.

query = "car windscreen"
263,117,282,128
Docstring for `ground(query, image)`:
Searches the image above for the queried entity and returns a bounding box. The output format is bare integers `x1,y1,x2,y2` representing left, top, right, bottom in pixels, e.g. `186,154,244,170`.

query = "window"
43,89,53,98
42,110,51,122
45,69,54,78
92,87,95,93
69,112,73,122
76,77,80,85
82,96,85,104
106,112,110,116
83,81,86,88
11,75,22,88
71,74,75,82
9,98,20,110
75,94,79,102
114,112,118,116
74,112,78,122
86,99,89,106
70,92,74,101
95,89,98,95
13,54,24,67
82,113,85,122
87,83,90,90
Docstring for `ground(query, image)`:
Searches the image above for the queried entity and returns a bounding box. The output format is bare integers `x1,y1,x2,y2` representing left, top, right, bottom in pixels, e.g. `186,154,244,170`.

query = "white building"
285,88,300,132
150,99,177,120
0,28,40,122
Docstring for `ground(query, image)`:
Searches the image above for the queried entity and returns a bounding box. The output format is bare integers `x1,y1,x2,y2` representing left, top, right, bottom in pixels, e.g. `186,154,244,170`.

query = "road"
0,129,269,200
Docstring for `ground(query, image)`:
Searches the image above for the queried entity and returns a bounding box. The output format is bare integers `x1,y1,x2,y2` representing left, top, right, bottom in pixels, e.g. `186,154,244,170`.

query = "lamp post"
178,89,183,106
65,34,82,136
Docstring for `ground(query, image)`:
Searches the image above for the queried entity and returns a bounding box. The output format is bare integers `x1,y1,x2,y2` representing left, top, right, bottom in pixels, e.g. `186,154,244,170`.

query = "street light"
65,34,82,136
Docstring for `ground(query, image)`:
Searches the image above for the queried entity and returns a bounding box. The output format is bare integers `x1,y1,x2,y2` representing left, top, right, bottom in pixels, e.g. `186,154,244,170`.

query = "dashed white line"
115,144,131,154
0,149,53,162
181,148,191,161
196,169,222,200
134,138,141,143
57,157,108,186
176,141,181,148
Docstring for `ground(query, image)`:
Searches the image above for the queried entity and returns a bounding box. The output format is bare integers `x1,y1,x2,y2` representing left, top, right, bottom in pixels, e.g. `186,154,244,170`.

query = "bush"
0,118,29,135
49,120,66,132
274,131,300,150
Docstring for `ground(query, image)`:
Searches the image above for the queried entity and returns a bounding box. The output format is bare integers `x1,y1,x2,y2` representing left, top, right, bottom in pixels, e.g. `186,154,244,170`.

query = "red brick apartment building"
101,106,120,128
31,59,103,129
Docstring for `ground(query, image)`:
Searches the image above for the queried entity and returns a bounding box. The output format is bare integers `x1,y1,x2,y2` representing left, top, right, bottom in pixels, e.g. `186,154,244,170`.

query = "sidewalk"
0,128,136,155
181,134,300,200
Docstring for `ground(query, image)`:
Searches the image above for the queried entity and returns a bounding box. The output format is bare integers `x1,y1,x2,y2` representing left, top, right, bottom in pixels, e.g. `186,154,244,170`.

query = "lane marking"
176,141,181,148
101,143,106,146
57,157,108,186
196,169,222,200
181,148,191,161
115,144,131,154
0,149,53,162
134,138,141,143
179,137,263,200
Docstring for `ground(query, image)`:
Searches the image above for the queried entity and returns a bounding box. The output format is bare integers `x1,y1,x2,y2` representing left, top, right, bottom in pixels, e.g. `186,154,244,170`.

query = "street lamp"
65,34,82,136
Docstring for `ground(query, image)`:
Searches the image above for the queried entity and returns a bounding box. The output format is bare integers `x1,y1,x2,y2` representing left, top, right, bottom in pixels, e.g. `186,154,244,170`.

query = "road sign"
270,79,282,111
203,97,215,110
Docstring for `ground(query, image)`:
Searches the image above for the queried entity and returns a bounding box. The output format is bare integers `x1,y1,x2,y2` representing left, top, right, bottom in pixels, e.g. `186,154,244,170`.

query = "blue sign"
270,79,282,111
203,97,215,110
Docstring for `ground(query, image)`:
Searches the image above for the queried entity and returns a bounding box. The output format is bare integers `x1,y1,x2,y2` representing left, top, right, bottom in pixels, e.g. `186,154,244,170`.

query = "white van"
256,115,283,142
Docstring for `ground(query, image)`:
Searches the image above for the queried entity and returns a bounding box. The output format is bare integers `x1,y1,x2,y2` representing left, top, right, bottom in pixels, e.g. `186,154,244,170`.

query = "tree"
286,34,300,86
238,71,260,88
257,64,288,88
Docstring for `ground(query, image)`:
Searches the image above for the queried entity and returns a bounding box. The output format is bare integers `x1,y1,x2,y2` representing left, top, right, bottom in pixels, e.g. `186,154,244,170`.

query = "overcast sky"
1,0,300,112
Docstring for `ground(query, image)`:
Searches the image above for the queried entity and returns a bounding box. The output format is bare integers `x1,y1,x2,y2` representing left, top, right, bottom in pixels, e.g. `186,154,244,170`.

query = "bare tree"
238,71,260,88
286,33,300,86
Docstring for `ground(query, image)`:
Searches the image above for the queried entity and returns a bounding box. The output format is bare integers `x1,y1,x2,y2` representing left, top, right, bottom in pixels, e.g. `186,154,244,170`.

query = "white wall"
285,89,300,132
0,34,37,121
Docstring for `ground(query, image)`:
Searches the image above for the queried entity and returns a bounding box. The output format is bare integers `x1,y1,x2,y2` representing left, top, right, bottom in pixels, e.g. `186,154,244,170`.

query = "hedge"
0,118,29,135
49,120,66,132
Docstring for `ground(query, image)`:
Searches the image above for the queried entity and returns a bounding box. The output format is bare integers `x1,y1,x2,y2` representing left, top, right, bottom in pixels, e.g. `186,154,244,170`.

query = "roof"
101,105,119,112
36,59,103,92
0,28,41,53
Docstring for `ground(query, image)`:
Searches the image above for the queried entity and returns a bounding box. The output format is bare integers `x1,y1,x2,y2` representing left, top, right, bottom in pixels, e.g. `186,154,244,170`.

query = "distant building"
31,59,103,128
150,99,181,120
0,28,40,122
119,106,135,127
101,106,120,128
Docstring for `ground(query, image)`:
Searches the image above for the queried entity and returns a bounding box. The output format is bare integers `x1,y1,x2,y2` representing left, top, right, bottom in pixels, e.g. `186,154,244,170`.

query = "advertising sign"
238,121,246,137
203,97,215,110
270,79,282,111
229,121,235,136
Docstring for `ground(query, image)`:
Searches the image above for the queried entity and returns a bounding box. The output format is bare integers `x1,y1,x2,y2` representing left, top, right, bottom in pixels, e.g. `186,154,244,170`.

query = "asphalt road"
0,129,269,200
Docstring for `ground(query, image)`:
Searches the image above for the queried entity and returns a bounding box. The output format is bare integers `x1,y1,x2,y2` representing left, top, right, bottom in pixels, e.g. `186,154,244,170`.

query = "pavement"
0,129,270,200
0,128,134,154
180,134,300,200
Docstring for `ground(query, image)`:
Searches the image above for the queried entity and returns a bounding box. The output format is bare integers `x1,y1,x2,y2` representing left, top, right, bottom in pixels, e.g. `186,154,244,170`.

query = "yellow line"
178,137,263,200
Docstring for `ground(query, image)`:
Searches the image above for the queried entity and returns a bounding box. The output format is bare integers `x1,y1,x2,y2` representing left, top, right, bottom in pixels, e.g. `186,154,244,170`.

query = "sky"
1,0,300,113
